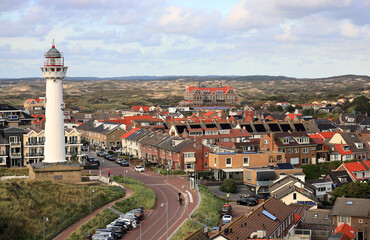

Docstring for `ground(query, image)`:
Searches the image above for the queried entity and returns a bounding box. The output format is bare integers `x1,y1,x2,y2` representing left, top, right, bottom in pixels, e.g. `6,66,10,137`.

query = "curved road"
83,152,198,240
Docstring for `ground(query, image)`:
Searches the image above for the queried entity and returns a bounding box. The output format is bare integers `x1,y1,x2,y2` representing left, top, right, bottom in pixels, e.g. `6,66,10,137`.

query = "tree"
302,108,315,115
330,181,370,205
286,105,295,113
219,179,237,193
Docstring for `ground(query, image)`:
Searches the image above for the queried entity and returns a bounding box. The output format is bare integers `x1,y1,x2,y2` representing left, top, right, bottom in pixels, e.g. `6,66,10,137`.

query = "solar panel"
277,163,294,169
262,210,277,221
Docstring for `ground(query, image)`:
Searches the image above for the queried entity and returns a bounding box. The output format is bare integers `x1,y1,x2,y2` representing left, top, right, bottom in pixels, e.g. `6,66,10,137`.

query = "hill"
0,75,368,112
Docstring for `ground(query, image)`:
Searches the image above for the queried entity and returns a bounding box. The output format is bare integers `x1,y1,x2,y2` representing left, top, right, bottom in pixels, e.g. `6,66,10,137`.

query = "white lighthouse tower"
41,42,68,163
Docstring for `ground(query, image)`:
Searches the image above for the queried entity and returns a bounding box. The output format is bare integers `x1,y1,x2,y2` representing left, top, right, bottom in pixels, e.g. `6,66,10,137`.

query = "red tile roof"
204,111,215,117
334,223,356,240
294,213,302,223
335,144,353,155
108,116,163,126
319,132,338,139
131,106,150,112
121,128,140,139
187,86,233,94
26,98,45,104
362,160,370,168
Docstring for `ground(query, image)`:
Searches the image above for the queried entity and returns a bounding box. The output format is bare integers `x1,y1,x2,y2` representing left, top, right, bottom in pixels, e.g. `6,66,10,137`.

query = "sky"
0,0,369,78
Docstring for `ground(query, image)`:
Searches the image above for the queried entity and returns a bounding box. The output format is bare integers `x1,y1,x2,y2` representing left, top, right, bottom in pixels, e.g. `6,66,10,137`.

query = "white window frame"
214,157,217,167
303,148,308,154
243,157,249,167
226,157,232,167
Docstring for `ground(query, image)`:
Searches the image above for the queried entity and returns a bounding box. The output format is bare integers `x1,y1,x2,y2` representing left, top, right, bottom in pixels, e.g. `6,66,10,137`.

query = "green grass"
151,167,186,175
0,179,125,240
192,185,225,228
170,220,204,240
67,208,119,240
0,167,29,177
112,176,156,212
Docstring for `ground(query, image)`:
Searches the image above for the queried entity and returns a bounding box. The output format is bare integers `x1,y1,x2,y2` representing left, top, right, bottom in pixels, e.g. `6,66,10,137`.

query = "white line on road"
186,190,193,203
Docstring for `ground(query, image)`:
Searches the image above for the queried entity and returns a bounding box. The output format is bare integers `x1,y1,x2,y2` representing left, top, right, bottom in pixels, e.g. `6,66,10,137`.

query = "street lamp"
205,216,210,232
90,189,94,213
166,168,169,183
43,216,48,240
161,202,168,239
182,185,189,217
124,170,128,185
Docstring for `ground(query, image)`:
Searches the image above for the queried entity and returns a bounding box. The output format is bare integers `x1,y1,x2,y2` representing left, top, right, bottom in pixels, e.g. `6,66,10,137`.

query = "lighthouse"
28,42,82,183
40,42,68,163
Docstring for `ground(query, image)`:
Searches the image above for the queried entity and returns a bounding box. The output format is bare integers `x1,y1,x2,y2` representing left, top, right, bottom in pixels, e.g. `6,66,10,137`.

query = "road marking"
146,184,167,186
186,190,193,203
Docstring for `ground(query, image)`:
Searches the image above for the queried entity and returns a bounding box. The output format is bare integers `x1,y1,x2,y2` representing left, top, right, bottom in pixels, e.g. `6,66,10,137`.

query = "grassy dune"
0,180,124,240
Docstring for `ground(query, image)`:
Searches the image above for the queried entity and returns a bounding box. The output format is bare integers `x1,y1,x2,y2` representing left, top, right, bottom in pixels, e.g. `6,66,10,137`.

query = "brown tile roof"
215,197,295,239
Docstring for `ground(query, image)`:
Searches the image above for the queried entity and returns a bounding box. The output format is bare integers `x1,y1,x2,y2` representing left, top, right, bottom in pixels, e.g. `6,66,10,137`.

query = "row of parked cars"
91,208,144,240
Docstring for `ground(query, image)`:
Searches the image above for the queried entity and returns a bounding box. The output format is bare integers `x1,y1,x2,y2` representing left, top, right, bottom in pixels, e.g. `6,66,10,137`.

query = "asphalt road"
82,151,197,240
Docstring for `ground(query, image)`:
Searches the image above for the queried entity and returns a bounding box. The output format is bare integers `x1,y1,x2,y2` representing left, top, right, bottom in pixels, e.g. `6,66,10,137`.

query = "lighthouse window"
57,68,61,71
51,68,55,72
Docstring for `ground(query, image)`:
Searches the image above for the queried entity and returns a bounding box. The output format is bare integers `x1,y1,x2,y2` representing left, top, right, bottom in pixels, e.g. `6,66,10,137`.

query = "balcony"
65,141,80,144
26,153,44,158
256,180,273,187
0,151,6,156
184,157,196,163
26,141,45,146
10,153,22,158
66,152,81,156
10,142,21,147
289,229,311,240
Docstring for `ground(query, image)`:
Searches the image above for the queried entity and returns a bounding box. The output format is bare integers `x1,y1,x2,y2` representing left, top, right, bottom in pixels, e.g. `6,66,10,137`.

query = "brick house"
331,197,370,240
184,83,238,106
78,120,126,149
209,151,285,181
260,132,318,165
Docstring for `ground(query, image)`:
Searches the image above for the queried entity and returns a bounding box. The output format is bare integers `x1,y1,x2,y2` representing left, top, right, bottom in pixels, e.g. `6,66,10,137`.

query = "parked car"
236,197,258,206
117,217,137,228
127,210,143,219
91,234,114,240
135,166,145,172
94,229,121,239
81,146,89,151
221,204,232,215
97,151,107,157
110,220,132,230
87,157,100,166
222,214,233,223
106,225,126,235
119,160,130,167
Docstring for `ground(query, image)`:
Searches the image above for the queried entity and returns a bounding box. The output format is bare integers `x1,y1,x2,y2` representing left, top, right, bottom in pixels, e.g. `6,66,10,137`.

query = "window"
264,140,268,144
184,152,195,158
243,157,249,166
318,187,326,192
283,138,289,144
303,148,308,154
288,148,293,154
281,149,286,153
302,158,310,164
205,152,208,157
311,147,316,150
358,219,363,223
214,157,217,167
205,162,208,168
226,158,232,167
293,193,297,200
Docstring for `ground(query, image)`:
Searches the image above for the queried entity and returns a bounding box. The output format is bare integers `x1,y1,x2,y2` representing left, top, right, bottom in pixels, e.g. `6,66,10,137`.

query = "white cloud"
341,22,360,38
275,26,299,42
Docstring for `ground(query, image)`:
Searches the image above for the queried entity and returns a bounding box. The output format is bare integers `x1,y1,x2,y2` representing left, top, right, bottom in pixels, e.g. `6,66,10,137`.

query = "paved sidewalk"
54,186,133,240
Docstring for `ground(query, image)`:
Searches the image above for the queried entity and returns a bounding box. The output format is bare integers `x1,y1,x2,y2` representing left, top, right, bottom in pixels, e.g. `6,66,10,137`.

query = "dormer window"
343,145,350,151
355,142,363,149
283,138,289,144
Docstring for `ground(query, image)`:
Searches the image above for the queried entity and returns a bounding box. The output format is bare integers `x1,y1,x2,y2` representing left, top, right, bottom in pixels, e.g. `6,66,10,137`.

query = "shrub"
151,167,186,175
170,220,203,240
219,179,237,194
192,185,225,227
0,167,29,177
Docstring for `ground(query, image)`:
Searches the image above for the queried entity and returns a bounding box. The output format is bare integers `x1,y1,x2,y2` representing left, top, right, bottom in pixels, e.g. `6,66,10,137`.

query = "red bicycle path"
54,165,199,240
